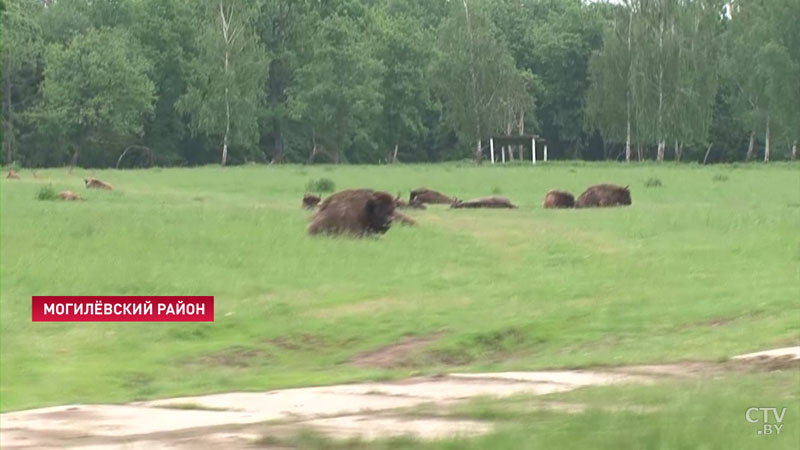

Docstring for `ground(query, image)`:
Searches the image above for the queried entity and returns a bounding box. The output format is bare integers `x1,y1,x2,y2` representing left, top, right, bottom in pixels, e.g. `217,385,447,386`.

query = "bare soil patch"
351,333,445,368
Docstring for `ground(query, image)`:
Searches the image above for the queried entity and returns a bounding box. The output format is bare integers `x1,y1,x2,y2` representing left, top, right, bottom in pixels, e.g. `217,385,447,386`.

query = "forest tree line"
1,0,797,168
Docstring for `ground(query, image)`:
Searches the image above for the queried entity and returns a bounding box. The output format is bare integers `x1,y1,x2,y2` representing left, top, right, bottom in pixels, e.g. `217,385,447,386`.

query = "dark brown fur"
575,184,631,208
6,169,19,179
543,190,575,208
409,188,453,205
84,177,113,190
308,189,396,236
59,191,82,201
303,193,321,209
450,196,518,209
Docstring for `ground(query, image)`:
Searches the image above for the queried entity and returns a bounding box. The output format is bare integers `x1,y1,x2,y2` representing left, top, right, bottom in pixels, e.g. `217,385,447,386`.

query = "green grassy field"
1,162,798,419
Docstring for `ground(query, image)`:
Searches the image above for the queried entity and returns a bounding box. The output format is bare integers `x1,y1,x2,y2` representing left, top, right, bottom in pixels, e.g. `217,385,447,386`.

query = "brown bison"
308,189,396,236
302,193,322,209
450,196,518,209
409,188,453,205
575,184,631,208
84,177,113,190
395,194,427,210
59,191,82,201
543,190,575,209
6,169,19,179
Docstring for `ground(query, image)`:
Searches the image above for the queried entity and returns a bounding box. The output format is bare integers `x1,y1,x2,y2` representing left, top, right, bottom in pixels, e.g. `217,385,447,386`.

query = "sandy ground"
1,346,797,449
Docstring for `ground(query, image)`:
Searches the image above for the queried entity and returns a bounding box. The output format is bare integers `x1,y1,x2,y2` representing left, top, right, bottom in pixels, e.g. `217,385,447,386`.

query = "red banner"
31,296,214,322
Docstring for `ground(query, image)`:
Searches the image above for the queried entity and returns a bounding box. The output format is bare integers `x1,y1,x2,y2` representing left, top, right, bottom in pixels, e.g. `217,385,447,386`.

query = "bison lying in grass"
302,193,321,209
308,189,396,237
575,184,631,208
543,190,575,208
450,196,518,209
59,191,82,201
409,188,453,205
84,177,113,190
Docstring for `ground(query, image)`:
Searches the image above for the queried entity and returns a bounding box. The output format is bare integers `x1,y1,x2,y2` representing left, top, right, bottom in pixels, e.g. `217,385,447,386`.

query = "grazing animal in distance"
59,191,82,201
409,188,453,205
543,190,575,209
84,177,113,190
303,193,322,209
308,189,396,237
575,184,631,208
6,169,20,179
450,196,518,209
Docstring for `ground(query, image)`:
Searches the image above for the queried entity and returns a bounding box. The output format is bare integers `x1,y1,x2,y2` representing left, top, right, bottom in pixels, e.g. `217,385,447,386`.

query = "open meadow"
1,162,799,448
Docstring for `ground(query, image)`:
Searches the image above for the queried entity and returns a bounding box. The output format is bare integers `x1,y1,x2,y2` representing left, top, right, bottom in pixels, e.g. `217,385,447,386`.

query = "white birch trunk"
656,18,664,163
625,5,633,163
518,110,524,160
219,1,235,167
462,0,482,163
745,131,755,161
625,120,631,162
792,140,798,160
764,116,770,162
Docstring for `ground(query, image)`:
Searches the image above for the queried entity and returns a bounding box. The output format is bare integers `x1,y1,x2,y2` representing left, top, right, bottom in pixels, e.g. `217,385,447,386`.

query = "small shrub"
712,174,729,182
644,177,663,188
491,186,503,195
36,185,58,201
305,177,335,193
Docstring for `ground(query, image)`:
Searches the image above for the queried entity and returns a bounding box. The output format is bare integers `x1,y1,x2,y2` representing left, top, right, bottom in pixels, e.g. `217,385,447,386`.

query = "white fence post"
544,144,548,162
532,138,536,165
490,138,495,164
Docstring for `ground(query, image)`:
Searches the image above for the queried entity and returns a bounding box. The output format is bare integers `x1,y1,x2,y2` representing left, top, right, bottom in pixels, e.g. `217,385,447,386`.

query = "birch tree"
725,0,798,162
585,2,638,161
287,13,384,164
431,0,532,162
177,0,269,166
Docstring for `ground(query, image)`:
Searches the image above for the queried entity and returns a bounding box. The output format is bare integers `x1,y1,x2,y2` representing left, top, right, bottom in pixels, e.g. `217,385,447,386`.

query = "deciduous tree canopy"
1,0,797,167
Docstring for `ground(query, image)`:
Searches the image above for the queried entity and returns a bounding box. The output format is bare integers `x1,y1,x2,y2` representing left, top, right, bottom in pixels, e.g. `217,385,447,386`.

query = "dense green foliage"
1,0,797,167
2,163,798,411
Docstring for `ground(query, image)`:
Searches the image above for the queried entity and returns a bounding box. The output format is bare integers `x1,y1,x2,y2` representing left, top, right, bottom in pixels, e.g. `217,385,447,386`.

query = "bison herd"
5,168,115,201
305,183,632,237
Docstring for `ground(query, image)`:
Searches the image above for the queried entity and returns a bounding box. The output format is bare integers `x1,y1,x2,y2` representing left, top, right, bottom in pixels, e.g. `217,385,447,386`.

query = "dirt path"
1,347,797,449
